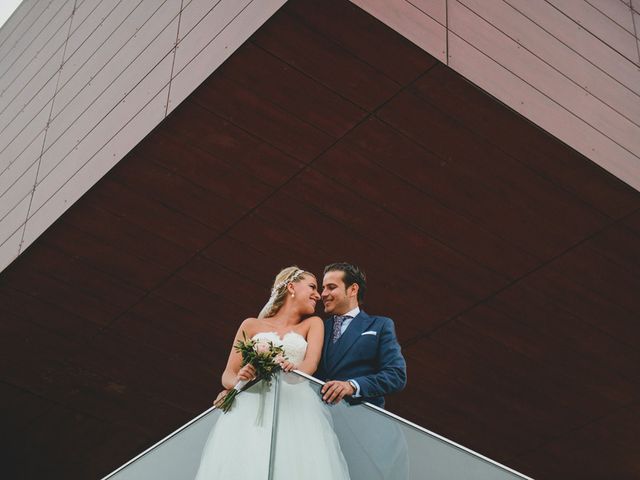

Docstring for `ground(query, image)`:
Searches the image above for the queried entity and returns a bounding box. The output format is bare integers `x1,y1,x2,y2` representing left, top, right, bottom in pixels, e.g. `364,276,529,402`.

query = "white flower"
254,340,270,355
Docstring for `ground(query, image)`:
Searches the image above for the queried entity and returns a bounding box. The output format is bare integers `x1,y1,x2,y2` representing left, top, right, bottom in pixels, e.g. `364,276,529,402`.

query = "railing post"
267,370,281,480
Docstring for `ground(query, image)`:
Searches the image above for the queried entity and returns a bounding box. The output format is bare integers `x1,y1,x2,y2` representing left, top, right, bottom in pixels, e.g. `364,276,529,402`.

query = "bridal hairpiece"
271,268,306,295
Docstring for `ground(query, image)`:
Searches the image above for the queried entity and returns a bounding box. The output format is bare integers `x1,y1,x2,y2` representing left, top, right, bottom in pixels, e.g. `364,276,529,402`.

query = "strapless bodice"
252,331,308,365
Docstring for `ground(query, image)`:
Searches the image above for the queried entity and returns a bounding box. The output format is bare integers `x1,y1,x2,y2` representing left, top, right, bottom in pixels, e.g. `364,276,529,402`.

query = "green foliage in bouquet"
215,331,286,413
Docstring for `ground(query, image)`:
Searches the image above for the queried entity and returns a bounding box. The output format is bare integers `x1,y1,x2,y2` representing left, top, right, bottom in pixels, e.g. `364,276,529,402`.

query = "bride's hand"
237,364,257,382
213,389,229,406
277,358,296,372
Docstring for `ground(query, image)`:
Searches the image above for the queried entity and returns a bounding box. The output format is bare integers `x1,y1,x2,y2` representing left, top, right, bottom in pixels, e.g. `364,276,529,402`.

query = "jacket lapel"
326,311,374,374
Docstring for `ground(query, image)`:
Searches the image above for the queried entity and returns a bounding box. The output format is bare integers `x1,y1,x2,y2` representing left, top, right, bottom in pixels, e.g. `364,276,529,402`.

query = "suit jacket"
316,310,407,408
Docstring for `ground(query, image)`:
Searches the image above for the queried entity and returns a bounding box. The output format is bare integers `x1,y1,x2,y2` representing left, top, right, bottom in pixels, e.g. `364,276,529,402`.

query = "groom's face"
321,270,355,315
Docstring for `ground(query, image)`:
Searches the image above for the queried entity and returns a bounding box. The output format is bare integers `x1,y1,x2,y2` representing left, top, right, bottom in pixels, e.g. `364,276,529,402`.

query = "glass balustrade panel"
273,372,531,480
102,380,276,480
102,372,531,480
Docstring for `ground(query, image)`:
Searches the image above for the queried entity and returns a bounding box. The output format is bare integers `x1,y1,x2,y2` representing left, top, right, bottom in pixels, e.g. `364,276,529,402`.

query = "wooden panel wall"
351,0,640,192
0,0,286,273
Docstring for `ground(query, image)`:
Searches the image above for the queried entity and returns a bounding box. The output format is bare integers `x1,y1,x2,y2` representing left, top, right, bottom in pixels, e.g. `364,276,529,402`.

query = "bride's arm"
221,318,257,389
296,316,324,375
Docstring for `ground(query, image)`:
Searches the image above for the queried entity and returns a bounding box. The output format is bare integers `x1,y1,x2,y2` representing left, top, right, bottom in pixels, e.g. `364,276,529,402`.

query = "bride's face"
290,274,321,315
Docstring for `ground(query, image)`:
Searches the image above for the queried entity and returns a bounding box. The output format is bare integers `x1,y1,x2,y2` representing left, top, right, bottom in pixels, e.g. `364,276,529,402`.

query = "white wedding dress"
194,332,351,480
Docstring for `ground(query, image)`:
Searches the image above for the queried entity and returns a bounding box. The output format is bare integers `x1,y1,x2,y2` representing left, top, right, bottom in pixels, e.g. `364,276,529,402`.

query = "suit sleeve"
352,317,407,399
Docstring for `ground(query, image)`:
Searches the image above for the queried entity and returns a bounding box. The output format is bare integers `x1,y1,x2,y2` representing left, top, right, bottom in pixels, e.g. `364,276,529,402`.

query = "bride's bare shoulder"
238,317,260,336
302,316,323,327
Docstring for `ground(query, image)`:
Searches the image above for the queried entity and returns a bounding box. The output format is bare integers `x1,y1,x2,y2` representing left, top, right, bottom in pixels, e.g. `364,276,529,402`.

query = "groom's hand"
321,380,355,404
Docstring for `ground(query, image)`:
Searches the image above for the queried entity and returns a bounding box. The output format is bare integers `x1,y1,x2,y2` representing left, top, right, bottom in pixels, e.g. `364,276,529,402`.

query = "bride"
194,267,351,480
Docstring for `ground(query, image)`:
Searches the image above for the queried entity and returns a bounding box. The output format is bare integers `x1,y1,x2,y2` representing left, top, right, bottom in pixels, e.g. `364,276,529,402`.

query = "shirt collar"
342,306,360,318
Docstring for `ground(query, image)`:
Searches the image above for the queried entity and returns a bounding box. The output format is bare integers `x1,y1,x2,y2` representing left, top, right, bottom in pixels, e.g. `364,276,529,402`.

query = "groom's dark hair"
324,262,367,304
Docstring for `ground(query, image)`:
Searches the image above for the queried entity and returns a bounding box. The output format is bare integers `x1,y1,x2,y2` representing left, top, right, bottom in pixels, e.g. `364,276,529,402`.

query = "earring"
291,293,295,298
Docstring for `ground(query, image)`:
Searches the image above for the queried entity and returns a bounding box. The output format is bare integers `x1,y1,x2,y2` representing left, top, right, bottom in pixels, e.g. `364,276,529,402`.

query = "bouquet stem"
214,377,261,412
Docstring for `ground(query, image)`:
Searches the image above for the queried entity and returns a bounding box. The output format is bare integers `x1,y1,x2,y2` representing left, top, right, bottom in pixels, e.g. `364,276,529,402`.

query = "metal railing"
102,370,533,480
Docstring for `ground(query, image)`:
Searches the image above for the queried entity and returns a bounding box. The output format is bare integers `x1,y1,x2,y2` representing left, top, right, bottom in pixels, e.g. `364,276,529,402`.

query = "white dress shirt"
339,306,360,334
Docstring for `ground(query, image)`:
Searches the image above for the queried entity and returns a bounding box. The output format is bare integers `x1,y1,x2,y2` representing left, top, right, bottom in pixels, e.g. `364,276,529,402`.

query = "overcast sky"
0,0,23,29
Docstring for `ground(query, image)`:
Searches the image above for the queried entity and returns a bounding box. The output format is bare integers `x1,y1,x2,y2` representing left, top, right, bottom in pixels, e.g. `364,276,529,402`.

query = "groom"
317,262,406,408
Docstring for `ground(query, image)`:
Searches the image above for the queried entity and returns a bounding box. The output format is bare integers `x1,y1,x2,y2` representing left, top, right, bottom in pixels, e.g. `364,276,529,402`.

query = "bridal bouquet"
215,331,286,413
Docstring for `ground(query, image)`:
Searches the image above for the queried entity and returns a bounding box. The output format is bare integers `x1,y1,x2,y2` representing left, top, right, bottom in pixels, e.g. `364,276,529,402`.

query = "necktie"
331,315,350,343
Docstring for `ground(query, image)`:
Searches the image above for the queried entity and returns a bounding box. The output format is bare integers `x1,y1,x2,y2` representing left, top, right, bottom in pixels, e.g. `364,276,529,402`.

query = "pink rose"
254,340,270,355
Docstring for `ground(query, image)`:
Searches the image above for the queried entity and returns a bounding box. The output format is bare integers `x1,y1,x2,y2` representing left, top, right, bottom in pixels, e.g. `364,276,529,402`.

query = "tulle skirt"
194,375,350,480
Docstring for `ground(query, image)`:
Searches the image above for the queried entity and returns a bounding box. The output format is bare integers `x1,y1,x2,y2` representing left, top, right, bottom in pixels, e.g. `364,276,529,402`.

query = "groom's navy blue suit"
316,310,406,408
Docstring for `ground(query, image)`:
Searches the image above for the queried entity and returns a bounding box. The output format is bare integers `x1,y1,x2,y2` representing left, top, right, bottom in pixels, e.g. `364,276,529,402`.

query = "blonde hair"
258,266,313,319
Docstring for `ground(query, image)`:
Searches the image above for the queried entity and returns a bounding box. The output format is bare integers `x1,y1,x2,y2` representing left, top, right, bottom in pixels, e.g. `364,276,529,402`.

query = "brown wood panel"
5,405,100,477
82,176,219,251
65,330,211,413
40,364,192,432
1,267,121,326
286,167,508,299
178,254,266,309
525,268,640,348
220,212,332,273
22,242,144,309
0,382,54,434
59,199,192,272
110,152,247,231
130,293,226,347
12,405,151,480
41,220,171,291
549,242,640,316
0,287,102,340
284,0,437,85
252,8,401,111
218,215,337,301
458,304,640,406
0,313,77,394
412,65,640,219
220,42,366,138
624,209,640,234
201,234,288,282
144,131,276,209
587,223,640,277
152,275,247,335
165,101,303,186
378,91,608,257
107,310,216,364
193,74,334,162
343,116,556,258
125,295,230,375
427,313,608,430
314,136,539,278
0,382,55,472
489,281,640,385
